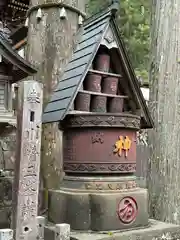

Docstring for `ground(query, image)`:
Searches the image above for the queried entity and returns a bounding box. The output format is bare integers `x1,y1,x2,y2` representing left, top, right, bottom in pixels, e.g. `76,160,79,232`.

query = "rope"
26,2,86,18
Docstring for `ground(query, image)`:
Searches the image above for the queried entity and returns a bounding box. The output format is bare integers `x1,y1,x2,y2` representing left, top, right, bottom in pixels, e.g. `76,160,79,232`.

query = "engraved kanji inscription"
19,176,37,195
27,84,40,103
20,197,37,221
117,197,138,224
12,81,43,240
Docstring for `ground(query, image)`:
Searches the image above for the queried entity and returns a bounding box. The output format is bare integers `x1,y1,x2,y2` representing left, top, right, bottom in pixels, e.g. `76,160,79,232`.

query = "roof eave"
0,33,37,82
10,26,28,45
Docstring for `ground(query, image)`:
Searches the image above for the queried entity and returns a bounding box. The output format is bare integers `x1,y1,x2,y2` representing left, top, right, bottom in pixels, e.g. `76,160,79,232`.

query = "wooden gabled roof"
42,4,153,129
0,31,37,82
0,0,29,31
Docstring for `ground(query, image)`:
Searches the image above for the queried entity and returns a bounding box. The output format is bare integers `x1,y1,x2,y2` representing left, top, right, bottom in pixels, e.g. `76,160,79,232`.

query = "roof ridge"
84,5,112,28
84,2,119,28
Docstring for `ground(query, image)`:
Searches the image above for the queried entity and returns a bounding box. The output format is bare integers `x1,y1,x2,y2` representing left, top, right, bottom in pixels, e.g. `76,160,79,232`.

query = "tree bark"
148,0,180,223
26,0,87,190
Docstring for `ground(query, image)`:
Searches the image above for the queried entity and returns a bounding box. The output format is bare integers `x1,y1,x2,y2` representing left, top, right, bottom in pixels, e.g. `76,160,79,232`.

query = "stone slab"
44,220,180,240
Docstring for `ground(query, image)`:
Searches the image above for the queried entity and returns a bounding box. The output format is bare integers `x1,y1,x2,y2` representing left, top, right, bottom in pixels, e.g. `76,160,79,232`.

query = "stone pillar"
12,81,43,240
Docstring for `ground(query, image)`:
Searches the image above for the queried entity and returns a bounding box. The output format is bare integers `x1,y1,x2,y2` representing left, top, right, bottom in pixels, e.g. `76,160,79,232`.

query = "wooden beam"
89,69,122,78
79,90,128,98
13,38,27,50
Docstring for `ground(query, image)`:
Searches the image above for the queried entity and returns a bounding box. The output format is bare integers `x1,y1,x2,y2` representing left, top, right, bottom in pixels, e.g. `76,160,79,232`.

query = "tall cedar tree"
87,0,151,83
148,1,180,223
25,0,87,189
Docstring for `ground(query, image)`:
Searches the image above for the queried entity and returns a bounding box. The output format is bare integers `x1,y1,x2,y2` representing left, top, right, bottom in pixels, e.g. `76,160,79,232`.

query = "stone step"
44,219,180,240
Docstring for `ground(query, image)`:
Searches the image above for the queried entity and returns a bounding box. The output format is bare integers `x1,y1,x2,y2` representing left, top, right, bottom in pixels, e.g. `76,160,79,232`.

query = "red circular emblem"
117,197,138,224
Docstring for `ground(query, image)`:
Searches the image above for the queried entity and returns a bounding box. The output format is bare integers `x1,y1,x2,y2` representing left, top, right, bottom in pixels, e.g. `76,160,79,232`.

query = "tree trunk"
26,0,87,190
148,0,180,223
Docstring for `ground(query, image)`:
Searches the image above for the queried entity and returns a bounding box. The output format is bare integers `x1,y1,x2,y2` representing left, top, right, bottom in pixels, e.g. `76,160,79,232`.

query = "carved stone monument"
12,81,43,240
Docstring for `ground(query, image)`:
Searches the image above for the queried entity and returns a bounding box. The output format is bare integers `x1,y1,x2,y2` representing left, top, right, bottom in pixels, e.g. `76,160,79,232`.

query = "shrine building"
42,3,153,231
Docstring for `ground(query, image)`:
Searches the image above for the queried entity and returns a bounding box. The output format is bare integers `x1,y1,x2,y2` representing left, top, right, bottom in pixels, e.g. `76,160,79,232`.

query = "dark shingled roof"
0,32,37,82
42,8,112,124
42,5,153,129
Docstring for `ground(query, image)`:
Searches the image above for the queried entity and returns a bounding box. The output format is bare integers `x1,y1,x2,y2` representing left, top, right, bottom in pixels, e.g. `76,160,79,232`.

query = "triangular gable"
0,32,37,82
42,8,112,123
42,6,153,129
108,20,153,128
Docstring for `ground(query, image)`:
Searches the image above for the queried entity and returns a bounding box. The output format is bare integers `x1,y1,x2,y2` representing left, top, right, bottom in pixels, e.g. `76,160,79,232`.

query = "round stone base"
61,175,138,191
48,176,148,231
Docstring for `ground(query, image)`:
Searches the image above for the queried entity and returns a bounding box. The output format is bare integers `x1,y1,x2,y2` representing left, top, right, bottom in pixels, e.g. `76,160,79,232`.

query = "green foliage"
87,0,151,84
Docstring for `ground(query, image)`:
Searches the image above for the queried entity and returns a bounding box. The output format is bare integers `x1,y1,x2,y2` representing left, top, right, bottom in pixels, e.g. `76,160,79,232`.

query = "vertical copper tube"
75,92,91,111
102,76,118,95
84,73,102,92
91,96,107,112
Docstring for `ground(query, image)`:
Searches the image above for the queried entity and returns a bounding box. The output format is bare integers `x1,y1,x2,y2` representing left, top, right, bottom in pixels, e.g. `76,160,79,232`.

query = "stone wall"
0,176,13,228
0,126,16,171
0,125,16,228
0,125,45,227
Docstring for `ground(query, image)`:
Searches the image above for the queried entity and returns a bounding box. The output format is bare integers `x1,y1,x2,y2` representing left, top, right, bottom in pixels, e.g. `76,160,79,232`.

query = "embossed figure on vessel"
91,133,104,144
114,136,132,157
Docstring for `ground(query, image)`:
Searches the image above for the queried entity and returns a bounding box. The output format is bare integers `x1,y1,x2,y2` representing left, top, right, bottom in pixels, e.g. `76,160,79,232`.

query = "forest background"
87,0,151,85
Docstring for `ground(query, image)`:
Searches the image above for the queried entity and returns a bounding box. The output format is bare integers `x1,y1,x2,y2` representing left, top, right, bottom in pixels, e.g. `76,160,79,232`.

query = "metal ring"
26,2,86,18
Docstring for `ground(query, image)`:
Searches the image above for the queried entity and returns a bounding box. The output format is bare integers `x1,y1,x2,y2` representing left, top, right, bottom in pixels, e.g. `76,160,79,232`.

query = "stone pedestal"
48,176,148,231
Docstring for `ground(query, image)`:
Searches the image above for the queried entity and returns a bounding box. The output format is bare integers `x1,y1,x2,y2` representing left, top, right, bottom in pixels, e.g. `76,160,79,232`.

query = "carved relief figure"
114,136,124,156
27,85,40,104
114,136,132,157
91,132,104,144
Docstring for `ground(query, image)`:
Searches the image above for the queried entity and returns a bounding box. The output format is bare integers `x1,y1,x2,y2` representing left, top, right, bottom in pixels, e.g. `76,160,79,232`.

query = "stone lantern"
42,3,153,232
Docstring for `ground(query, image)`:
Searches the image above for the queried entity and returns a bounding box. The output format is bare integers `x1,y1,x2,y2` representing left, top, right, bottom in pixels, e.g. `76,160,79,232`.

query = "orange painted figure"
114,136,124,157
114,136,132,157
123,136,132,157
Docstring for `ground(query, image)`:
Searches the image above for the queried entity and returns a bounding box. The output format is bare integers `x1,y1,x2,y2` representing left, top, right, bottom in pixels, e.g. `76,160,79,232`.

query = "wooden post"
26,0,87,189
148,0,180,223
12,80,43,240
